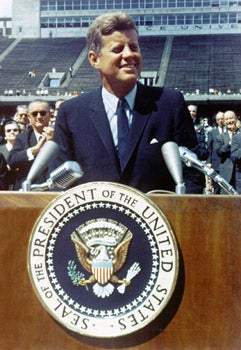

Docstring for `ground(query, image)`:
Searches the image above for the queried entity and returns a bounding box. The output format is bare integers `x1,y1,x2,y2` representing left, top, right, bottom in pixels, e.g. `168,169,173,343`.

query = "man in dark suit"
216,110,239,194
8,100,54,190
231,129,241,194
207,111,225,193
51,12,198,193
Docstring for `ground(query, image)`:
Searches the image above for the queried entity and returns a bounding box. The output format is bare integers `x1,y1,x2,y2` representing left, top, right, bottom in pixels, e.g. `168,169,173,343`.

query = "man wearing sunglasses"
8,99,54,190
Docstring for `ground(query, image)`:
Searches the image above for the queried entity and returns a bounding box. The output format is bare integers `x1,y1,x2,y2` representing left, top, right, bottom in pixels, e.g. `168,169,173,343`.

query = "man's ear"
88,51,99,69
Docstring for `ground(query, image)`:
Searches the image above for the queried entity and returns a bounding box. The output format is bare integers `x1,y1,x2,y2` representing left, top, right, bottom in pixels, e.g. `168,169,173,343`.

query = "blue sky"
0,0,12,17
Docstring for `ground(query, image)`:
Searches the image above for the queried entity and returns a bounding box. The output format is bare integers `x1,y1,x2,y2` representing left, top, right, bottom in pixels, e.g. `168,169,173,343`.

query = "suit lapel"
221,131,230,145
122,110,148,169
27,127,37,147
87,85,162,172
89,91,119,167
121,83,160,170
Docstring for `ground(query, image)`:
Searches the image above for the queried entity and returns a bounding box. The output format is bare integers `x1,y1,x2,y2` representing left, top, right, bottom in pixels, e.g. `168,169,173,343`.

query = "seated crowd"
0,99,240,194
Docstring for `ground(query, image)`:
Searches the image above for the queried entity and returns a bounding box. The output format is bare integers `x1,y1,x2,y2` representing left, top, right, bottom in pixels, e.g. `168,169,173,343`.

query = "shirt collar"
6,143,12,151
102,85,137,112
34,130,44,140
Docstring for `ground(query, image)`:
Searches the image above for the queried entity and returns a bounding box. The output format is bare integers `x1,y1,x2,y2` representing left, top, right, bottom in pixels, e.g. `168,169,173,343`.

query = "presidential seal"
28,182,179,339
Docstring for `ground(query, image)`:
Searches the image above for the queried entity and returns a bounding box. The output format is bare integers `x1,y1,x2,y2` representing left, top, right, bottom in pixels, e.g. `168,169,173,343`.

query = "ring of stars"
45,201,160,318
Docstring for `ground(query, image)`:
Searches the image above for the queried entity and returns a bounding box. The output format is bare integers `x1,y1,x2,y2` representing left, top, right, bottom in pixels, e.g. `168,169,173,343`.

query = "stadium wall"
11,0,241,39
12,0,40,38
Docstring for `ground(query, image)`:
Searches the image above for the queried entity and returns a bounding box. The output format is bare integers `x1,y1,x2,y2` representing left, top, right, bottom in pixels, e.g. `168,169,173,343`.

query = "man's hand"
43,126,54,141
30,127,54,156
31,136,46,156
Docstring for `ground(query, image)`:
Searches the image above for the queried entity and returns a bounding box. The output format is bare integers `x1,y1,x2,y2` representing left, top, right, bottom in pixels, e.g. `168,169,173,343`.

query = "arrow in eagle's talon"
117,262,141,294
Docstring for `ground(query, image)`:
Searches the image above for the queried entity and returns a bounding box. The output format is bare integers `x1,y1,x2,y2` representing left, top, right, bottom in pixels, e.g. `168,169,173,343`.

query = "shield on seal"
92,261,113,285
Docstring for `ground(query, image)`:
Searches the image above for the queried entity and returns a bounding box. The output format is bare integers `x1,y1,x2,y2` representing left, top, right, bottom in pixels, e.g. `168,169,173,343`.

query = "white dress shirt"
102,85,136,147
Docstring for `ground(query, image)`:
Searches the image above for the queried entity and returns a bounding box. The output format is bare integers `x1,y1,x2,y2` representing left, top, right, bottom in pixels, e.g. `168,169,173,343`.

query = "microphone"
26,161,84,191
179,146,214,177
161,141,186,194
179,146,239,195
22,140,59,191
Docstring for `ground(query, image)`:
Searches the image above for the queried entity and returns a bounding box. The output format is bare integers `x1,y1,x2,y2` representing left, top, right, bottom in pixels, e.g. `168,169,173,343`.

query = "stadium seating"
164,34,241,94
0,38,85,95
139,36,166,71
0,34,240,96
0,37,15,55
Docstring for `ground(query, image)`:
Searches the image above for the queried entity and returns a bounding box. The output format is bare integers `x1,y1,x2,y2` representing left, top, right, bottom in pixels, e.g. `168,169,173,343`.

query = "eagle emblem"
69,219,140,298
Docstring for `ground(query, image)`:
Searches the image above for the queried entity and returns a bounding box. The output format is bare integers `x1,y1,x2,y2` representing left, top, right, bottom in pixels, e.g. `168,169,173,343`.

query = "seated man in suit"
8,100,54,190
206,111,225,194
50,12,199,193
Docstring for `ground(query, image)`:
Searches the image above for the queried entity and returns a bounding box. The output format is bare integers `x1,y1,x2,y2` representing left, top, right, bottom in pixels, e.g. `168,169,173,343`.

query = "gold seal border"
27,182,179,339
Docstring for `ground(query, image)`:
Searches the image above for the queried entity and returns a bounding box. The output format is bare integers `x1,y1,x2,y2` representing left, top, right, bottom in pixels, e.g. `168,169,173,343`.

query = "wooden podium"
0,192,241,349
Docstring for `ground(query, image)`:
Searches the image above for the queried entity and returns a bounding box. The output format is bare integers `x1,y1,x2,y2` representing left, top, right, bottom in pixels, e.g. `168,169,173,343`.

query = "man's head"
27,100,51,134
223,110,237,133
187,105,198,120
54,99,65,117
215,111,224,127
87,12,142,97
14,105,28,125
87,12,138,54
48,99,65,127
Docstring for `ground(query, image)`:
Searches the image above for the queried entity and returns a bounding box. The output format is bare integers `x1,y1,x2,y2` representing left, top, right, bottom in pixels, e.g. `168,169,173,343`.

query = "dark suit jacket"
231,131,241,194
0,153,7,190
216,131,235,187
0,144,9,161
207,127,223,172
51,83,198,193
8,127,48,190
0,144,17,190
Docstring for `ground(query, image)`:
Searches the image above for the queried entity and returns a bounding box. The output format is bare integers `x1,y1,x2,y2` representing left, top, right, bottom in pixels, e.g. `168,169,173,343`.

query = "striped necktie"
117,98,129,169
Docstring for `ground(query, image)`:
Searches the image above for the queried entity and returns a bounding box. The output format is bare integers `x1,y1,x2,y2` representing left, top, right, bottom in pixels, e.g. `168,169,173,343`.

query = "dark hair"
87,12,138,54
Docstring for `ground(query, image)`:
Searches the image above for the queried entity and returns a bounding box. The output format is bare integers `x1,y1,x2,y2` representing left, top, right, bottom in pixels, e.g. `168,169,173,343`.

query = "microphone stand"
190,161,238,195
210,172,238,196
21,180,32,192
175,183,186,195
179,147,239,195
24,182,51,192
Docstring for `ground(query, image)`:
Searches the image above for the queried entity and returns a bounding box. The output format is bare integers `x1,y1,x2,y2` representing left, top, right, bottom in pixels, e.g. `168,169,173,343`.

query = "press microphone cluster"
179,146,239,196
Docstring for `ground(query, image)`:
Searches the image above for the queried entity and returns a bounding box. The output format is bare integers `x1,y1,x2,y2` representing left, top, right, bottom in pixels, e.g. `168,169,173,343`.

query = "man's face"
89,29,142,95
188,107,197,120
17,107,28,124
28,102,50,133
224,112,237,132
216,113,224,127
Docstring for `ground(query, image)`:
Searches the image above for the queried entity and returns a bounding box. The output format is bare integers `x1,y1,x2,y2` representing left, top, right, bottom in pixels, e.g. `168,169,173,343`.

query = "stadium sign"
28,182,179,339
